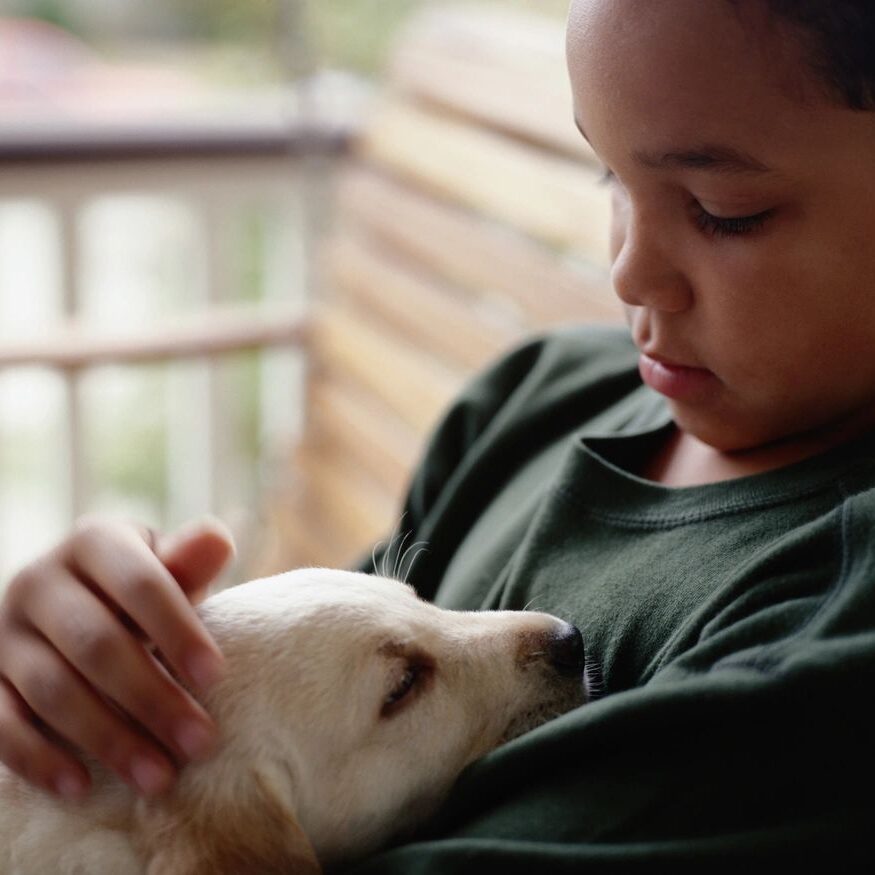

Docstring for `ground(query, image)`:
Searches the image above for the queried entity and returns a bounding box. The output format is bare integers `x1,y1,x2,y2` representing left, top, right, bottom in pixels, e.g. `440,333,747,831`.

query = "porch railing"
0,73,362,582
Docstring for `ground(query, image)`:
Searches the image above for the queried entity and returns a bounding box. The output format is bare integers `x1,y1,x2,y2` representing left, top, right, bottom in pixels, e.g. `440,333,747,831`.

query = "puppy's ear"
142,767,321,875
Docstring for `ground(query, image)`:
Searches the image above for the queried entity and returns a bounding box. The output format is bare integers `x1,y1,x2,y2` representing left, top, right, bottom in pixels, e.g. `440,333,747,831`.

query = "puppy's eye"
382,663,424,717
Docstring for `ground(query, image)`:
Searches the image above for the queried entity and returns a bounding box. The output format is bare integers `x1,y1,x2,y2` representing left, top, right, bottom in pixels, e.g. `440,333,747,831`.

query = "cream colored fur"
0,568,587,874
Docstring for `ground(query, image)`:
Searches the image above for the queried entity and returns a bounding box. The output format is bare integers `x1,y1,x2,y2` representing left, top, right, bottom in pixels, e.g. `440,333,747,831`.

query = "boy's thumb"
152,516,237,602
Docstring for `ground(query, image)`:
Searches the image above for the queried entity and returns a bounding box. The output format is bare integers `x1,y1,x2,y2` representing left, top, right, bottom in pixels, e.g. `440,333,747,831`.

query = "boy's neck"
640,423,869,488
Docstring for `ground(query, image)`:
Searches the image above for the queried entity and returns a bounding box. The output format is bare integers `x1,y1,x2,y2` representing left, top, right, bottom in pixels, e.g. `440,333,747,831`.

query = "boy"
2,0,875,868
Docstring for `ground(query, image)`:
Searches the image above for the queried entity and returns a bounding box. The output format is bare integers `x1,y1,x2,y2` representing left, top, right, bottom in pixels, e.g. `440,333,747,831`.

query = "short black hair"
729,0,875,110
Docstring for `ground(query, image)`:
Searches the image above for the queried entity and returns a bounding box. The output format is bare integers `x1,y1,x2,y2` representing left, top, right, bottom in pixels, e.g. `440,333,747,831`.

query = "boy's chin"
671,400,873,464
669,405,793,456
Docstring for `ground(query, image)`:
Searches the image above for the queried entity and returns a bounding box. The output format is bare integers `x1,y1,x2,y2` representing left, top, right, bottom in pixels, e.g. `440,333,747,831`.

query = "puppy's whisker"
399,543,429,583
381,514,407,578
381,531,397,578
380,529,396,579
521,596,542,612
392,531,413,581
371,539,386,576
397,537,426,572
407,544,430,579
379,528,392,577
584,660,605,700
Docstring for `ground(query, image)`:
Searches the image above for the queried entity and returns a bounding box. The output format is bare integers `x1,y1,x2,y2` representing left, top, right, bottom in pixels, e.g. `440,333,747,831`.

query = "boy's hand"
0,515,235,801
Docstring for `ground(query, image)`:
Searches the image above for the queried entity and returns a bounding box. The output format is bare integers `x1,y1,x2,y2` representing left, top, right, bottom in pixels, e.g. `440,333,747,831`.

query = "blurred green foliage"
168,0,279,42
310,0,570,72
18,0,77,32
165,0,571,69
16,0,570,73
90,368,169,509
309,0,424,72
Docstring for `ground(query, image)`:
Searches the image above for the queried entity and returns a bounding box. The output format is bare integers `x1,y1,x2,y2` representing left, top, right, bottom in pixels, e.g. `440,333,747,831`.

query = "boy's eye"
598,165,774,239
693,205,774,238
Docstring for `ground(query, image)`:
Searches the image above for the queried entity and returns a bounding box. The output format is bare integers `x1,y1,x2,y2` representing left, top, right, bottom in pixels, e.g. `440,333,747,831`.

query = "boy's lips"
638,352,718,401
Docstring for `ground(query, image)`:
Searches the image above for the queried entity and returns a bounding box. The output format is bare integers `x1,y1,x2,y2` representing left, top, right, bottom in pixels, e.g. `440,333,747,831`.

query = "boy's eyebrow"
573,117,775,177
634,144,774,176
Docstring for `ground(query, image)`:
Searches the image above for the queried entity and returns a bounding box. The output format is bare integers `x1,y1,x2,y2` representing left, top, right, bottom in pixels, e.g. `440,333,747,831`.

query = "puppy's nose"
546,623,585,677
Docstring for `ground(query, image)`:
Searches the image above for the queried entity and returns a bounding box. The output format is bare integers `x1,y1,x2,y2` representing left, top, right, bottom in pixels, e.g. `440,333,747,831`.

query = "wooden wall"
251,4,623,576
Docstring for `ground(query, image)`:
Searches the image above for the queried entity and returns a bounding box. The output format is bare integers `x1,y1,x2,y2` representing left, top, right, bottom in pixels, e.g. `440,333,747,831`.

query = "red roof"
0,17,201,120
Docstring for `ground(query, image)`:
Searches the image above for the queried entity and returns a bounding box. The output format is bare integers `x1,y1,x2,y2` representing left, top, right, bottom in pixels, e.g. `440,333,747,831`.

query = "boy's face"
568,0,875,453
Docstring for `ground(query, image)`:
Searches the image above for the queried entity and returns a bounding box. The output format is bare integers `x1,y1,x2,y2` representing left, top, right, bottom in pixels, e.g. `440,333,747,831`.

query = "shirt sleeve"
343,490,875,871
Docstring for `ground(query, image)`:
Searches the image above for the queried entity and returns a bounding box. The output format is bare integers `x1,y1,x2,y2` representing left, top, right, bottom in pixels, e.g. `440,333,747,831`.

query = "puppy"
0,568,588,874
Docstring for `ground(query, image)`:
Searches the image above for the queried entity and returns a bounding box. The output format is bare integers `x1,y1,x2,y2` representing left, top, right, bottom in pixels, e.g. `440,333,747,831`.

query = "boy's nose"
546,623,586,677
611,211,692,313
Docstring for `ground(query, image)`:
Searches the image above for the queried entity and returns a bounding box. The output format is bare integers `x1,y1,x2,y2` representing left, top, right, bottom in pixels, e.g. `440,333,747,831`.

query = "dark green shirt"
348,325,875,871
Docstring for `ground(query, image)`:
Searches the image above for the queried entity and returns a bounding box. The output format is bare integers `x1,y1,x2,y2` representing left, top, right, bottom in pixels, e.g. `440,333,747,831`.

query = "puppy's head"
140,569,587,872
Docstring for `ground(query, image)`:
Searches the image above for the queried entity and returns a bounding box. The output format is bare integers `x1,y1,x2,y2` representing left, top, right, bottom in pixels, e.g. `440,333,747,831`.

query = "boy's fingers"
0,678,91,800
18,568,218,766
152,516,236,603
0,637,176,798
65,520,225,693
0,678,90,798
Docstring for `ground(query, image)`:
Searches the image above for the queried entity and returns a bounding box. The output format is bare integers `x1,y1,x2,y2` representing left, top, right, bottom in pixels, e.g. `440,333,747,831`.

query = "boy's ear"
142,767,321,875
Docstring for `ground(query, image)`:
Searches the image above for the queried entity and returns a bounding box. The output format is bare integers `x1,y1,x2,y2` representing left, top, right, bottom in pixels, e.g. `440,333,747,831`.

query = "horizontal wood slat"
257,502,346,571
335,166,622,326
357,98,612,265
390,6,592,161
0,306,310,370
250,385,416,573
255,488,371,572
313,302,463,435
293,442,399,555
321,232,523,372
307,375,421,498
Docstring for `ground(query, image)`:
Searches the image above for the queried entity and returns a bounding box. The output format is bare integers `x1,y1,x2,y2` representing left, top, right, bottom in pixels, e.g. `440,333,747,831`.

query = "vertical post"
57,198,86,524
200,196,237,521
276,0,317,88
165,196,235,530
261,0,322,457
259,192,308,461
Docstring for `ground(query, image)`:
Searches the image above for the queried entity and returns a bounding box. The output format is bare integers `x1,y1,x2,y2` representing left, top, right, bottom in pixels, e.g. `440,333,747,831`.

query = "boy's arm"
345,492,875,871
